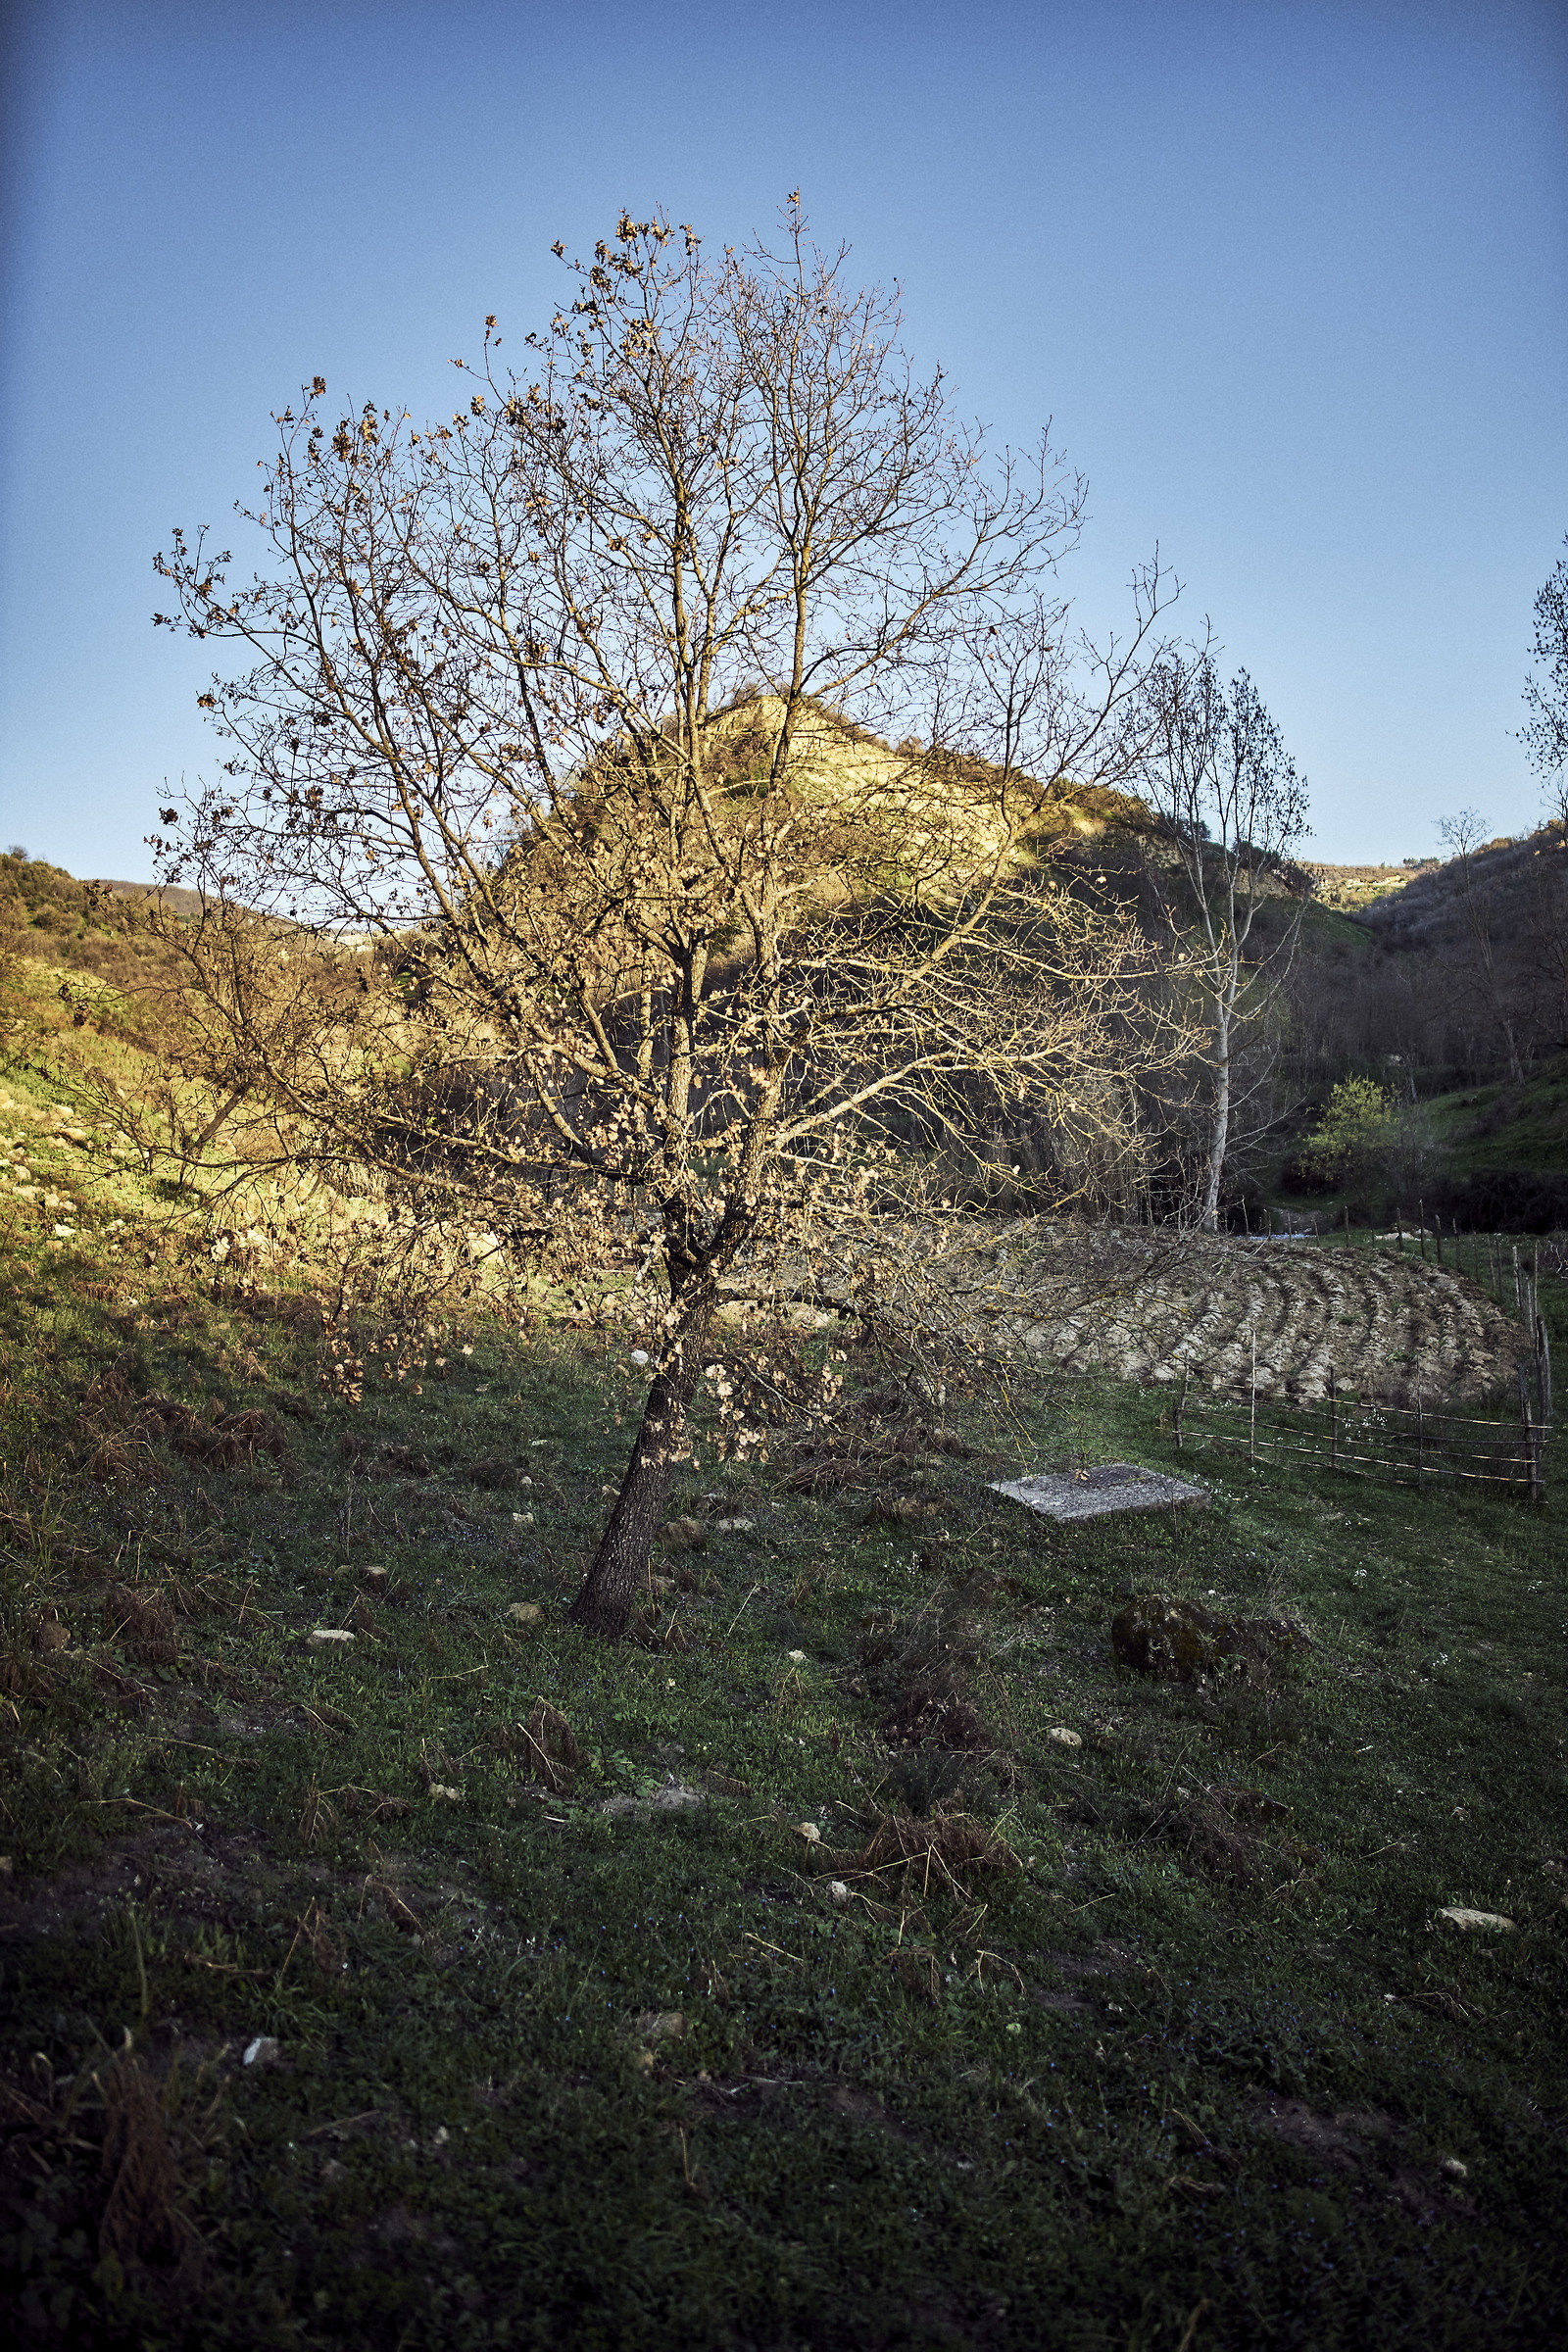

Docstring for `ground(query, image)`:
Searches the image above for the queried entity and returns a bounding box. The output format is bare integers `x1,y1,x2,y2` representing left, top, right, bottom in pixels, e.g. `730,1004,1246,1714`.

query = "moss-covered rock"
1110,1592,1305,1683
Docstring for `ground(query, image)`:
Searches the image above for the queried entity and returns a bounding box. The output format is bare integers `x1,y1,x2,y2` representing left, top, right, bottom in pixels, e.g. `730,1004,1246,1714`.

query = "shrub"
1295,1078,1395,1185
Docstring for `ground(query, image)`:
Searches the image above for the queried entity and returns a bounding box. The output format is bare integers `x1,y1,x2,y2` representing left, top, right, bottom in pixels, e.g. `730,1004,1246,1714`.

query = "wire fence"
1170,1312,1554,1501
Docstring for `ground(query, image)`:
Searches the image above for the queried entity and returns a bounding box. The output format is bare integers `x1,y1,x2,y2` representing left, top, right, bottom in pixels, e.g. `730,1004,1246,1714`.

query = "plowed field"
763,1221,1529,1405
929,1225,1525,1402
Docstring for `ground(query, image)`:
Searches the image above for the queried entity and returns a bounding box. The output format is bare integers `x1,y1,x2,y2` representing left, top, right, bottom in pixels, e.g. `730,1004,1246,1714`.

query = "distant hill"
1354,822,1568,948
0,850,212,994
89,876,210,920
1306,861,1435,910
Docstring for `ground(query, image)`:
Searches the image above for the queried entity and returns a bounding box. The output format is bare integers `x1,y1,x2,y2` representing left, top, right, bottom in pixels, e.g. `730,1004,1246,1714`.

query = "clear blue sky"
2,0,1564,875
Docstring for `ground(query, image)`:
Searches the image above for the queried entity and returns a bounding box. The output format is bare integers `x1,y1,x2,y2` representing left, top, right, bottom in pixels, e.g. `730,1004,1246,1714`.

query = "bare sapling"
1142,653,1309,1230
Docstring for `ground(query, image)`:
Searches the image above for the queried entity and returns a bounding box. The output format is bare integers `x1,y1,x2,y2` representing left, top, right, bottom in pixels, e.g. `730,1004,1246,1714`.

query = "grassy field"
0,1042,1564,2350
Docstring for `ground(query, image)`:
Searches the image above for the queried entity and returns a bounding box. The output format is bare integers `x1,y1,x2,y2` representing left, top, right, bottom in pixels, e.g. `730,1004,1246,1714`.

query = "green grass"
0,1066,1565,2349
1419,1066,1568,1177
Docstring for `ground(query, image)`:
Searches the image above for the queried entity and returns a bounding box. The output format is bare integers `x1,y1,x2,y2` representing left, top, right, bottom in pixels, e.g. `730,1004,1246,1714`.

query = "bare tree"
151,202,1187,1639
1523,535,1568,826
1141,654,1309,1230
1435,808,1528,1082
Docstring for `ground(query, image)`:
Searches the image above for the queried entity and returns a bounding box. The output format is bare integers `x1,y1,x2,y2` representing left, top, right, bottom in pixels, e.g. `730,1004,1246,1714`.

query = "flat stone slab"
990,1462,1208,1523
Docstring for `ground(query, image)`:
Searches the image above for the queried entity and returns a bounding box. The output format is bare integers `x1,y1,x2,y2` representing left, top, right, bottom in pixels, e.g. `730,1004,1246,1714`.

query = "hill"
1356,820,1568,947
1306,860,1434,909
0,851,208,991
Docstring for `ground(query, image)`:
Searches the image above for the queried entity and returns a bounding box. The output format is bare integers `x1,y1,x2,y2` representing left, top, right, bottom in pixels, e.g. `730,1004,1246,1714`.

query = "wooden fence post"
1537,1314,1553,1433
1416,1388,1425,1488
1419,1201,1428,1262
1518,1362,1541,1502
1513,1246,1522,1320
1329,1364,1338,1473
1250,1332,1257,1465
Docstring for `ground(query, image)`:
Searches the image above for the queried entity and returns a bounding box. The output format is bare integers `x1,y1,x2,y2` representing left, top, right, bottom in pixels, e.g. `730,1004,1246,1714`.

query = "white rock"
243,2035,280,2067
601,1783,704,1819
429,1784,462,1802
648,1783,704,1812
796,1821,821,1844
829,1880,850,1904
307,1628,355,1647
787,1648,807,1663
1048,1727,1083,1748
629,1349,650,1366
1443,2156,1468,2179
505,1601,542,1626
1436,1907,1514,1933
713,1517,755,1533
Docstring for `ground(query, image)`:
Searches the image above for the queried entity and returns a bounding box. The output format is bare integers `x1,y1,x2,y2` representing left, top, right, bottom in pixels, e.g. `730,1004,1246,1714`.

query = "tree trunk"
1199,1010,1231,1233
569,1079,783,1643
566,1266,719,1642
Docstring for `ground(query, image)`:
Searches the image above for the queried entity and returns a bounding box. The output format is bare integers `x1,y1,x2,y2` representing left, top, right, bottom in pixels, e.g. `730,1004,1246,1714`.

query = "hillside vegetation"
1273,821,1568,1236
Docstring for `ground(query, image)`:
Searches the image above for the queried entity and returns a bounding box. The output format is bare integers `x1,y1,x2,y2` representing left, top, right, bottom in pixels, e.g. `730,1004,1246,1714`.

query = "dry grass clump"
74,1363,289,1484
858,1599,1003,1757
779,1385,971,1497
627,1602,693,1653
505,1700,581,1793
467,1455,516,1489
97,2047,195,2266
1162,1785,1316,1893
106,1585,180,1667
335,1785,413,1822
297,1775,339,1849
846,1803,1019,1901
